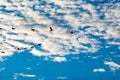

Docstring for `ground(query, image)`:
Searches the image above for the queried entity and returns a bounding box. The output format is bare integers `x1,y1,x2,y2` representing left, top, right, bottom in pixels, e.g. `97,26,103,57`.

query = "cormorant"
31,28,35,32
31,46,34,49
24,48,27,50
0,28,2,30
38,44,41,46
12,27,15,30
17,48,20,50
70,31,74,34
49,27,53,31
1,51,5,53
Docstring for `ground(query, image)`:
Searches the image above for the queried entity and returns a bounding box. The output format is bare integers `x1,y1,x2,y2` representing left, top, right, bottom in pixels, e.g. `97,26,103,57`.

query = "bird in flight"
70,31,74,34
38,44,41,46
1,51,5,53
17,48,20,50
24,47,27,50
12,27,15,30
31,28,35,32
31,46,34,49
0,28,2,30
49,27,53,31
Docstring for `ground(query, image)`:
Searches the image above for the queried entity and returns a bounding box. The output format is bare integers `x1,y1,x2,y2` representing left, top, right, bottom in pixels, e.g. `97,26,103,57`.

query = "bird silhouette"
24,47,27,50
38,44,41,46
70,31,74,34
31,28,35,32
12,27,15,30
0,28,2,30
17,48,20,50
49,27,53,31
1,51,5,53
31,46,34,49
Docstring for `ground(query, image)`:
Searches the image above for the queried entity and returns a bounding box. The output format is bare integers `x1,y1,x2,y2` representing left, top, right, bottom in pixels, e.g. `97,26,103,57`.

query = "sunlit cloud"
0,0,119,62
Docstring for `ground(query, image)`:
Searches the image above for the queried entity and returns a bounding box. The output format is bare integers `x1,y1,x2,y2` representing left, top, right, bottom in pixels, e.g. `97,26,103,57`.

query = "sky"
0,0,120,80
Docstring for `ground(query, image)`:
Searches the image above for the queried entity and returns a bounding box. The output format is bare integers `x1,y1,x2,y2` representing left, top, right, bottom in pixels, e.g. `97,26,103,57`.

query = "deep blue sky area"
0,50,120,80
0,0,120,80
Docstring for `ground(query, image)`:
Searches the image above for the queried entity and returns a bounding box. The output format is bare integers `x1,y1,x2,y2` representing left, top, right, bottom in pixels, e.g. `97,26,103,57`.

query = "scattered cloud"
13,73,36,80
53,57,67,62
104,61,120,71
118,46,120,50
26,67,32,70
93,68,106,72
56,76,68,80
0,67,5,71
19,73,36,77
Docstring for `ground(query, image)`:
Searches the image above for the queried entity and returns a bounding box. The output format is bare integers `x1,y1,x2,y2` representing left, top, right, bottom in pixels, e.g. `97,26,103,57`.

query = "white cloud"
0,0,119,61
104,61,120,71
13,73,36,80
38,78,45,80
53,57,67,62
19,73,36,77
0,67,5,71
93,68,106,72
56,76,68,80
0,57,4,62
26,67,32,70
118,46,120,49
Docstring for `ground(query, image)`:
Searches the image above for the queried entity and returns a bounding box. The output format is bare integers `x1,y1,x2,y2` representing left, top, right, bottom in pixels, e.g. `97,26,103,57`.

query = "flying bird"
70,31,74,34
1,51,5,53
0,28,2,30
31,28,35,32
49,27,53,31
24,47,27,50
12,27,15,30
17,48,20,50
38,44,41,46
31,46,34,49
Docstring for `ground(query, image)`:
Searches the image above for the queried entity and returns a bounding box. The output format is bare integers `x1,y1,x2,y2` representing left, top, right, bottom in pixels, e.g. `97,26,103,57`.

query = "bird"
17,48,20,50
24,47,27,50
31,46,34,49
70,31,74,34
0,28,2,30
12,27,15,30
1,51,5,53
49,27,53,31
31,28,35,32
38,44,41,46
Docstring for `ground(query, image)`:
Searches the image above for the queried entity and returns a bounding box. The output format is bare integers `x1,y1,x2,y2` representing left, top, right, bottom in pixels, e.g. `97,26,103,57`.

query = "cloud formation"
0,0,120,61
53,57,67,62
104,61,120,71
93,68,106,72
13,73,36,80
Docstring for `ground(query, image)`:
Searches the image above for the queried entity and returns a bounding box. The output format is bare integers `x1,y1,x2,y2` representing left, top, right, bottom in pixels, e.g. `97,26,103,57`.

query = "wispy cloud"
104,61,120,71
13,73,36,80
0,67,5,71
93,68,106,72
56,76,68,80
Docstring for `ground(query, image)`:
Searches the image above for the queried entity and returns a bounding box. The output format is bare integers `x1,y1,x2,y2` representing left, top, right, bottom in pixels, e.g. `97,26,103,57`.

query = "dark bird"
38,44,41,46
17,48,20,50
12,27,15,30
24,48,27,50
1,51,5,53
31,46,34,49
49,27,53,31
0,28,2,30
31,28,35,32
70,31,74,34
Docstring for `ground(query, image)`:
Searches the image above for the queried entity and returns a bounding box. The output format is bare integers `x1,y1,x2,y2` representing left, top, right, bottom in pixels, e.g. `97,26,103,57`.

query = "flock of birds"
0,26,74,54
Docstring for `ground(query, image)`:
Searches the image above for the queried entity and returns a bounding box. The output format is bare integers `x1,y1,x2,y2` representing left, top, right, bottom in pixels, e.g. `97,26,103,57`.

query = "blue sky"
0,0,120,80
